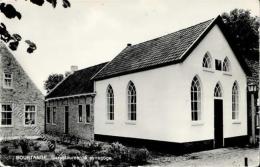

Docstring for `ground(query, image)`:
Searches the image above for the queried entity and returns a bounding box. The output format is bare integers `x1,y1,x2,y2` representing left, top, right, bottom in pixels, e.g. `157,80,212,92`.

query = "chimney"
71,65,78,73
127,43,132,47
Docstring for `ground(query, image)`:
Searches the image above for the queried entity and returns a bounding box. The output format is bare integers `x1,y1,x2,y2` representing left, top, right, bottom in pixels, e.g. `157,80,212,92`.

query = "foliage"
1,146,9,154
48,139,56,152
45,160,63,167
0,0,70,53
33,142,41,151
19,138,31,155
128,148,150,165
221,9,259,59
44,73,64,92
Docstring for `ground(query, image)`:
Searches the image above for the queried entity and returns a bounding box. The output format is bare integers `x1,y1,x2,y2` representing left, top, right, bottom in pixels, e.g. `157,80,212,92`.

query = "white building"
92,16,251,152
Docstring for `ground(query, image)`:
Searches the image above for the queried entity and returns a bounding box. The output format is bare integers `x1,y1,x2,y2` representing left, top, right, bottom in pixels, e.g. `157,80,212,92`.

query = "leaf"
12,34,22,41
0,23,11,42
46,0,57,8
9,41,19,51
30,0,44,6
63,0,71,8
25,40,37,54
0,3,22,19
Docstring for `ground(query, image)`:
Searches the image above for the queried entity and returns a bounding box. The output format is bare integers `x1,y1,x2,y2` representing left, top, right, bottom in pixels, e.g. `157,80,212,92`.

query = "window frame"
214,82,223,98
215,59,222,71
78,105,83,123
107,85,114,121
24,104,37,126
46,107,51,124
232,82,239,120
127,81,137,122
85,104,91,124
0,104,13,127
191,76,202,122
202,52,212,69
223,57,231,73
3,73,13,89
52,107,57,125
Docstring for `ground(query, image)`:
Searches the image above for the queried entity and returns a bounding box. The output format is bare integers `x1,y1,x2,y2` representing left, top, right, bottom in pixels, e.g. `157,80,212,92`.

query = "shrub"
56,149,81,157
109,142,128,162
84,141,103,154
48,139,56,152
11,140,20,149
128,148,150,165
19,139,31,155
45,160,63,167
33,142,41,151
1,146,9,154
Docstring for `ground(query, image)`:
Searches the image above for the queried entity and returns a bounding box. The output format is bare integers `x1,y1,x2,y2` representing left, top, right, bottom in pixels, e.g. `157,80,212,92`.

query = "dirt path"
147,147,259,167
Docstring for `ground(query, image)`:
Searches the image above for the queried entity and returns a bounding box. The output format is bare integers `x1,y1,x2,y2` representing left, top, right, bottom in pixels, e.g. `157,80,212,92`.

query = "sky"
2,0,259,94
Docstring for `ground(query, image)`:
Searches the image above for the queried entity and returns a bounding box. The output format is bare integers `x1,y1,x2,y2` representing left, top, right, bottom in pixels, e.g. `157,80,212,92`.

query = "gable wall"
0,44,45,139
94,24,247,143
177,25,247,142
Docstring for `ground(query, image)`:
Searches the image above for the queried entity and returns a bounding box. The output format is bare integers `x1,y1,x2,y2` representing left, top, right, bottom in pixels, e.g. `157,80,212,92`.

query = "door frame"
64,106,69,134
213,98,224,148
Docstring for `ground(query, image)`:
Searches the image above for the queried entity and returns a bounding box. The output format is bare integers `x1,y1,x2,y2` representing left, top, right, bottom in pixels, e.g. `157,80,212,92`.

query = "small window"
25,105,36,125
215,59,222,71
52,107,56,124
127,81,137,121
202,53,212,68
78,105,82,122
86,104,91,123
1,104,12,126
46,107,51,123
3,73,13,89
107,85,114,121
214,82,222,97
223,57,231,72
232,82,239,120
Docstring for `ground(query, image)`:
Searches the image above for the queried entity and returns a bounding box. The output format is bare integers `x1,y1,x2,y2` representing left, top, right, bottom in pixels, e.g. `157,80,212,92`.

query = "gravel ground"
146,147,259,167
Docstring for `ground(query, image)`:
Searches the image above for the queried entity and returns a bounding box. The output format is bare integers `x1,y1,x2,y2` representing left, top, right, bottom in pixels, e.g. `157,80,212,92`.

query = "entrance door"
214,99,223,148
64,106,69,134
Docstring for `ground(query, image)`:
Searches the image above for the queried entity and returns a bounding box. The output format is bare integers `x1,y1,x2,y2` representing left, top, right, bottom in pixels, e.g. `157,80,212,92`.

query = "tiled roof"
93,16,251,80
45,62,108,99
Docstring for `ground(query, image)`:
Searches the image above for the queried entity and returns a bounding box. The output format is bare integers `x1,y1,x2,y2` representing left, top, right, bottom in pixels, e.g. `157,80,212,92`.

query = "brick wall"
45,96,94,140
0,43,45,139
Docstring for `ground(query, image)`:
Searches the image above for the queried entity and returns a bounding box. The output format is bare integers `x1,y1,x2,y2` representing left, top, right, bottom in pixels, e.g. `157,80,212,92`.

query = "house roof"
45,62,108,99
93,16,251,81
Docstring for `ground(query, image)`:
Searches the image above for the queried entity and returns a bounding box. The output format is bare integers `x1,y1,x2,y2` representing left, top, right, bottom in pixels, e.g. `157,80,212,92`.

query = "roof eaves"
178,17,217,62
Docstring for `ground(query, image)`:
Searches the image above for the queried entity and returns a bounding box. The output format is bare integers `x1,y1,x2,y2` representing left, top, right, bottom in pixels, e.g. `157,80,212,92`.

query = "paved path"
147,147,259,167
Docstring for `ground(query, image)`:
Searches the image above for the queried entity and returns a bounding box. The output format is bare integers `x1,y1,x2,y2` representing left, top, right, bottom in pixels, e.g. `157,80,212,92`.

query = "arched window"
107,85,114,120
191,76,201,121
214,82,222,98
232,82,239,120
223,57,230,72
127,81,136,121
202,52,212,68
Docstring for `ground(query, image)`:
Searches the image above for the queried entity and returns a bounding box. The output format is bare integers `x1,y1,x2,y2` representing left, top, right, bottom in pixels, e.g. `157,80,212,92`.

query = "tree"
0,0,71,53
221,9,259,60
44,74,64,93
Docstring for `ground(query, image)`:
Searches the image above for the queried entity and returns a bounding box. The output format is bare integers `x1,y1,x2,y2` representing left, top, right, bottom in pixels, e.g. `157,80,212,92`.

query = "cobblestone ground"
147,147,259,167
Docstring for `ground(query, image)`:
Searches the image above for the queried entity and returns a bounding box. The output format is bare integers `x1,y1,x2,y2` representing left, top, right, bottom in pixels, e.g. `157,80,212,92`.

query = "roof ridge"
129,17,215,48
75,61,109,73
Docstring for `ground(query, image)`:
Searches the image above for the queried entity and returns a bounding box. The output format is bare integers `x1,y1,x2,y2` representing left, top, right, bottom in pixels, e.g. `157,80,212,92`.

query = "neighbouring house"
0,42,44,140
92,16,252,152
45,62,107,140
